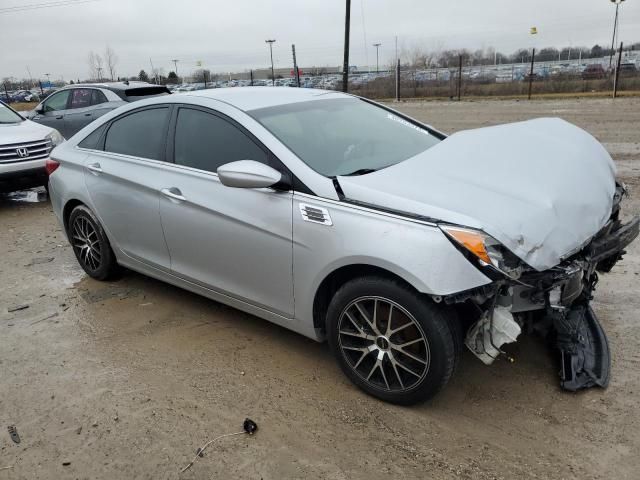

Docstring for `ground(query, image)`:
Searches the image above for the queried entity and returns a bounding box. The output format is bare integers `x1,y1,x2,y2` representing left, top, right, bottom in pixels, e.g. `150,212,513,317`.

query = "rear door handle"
161,188,186,202
55,115,63,120
84,113,91,117
87,163,102,174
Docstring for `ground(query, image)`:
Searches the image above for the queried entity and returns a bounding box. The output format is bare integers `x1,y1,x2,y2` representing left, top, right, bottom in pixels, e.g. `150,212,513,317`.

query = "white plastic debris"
465,306,521,365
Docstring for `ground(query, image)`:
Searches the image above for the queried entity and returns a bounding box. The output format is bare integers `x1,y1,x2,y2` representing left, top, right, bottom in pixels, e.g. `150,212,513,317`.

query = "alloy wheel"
337,296,430,392
71,216,102,271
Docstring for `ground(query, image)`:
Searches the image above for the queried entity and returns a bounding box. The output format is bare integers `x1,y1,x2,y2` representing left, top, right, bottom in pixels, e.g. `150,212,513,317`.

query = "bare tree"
104,46,118,81
88,51,105,81
95,54,104,81
88,51,98,80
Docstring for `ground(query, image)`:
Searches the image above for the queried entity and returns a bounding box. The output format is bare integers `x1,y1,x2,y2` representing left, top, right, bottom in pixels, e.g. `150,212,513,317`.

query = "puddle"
1,187,48,203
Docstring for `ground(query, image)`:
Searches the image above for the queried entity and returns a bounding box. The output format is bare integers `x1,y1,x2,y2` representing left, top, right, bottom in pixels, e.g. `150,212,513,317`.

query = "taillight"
45,158,60,175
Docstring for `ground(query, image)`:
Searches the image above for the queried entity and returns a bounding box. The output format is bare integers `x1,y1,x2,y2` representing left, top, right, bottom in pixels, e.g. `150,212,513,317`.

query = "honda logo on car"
16,147,29,158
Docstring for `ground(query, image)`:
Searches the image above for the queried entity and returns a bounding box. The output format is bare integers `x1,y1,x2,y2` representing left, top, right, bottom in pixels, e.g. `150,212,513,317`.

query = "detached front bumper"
449,210,639,392
546,215,638,391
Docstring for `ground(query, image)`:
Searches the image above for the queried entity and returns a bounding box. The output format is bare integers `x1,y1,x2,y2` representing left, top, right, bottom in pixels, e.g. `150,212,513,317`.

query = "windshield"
249,98,441,177
0,102,24,124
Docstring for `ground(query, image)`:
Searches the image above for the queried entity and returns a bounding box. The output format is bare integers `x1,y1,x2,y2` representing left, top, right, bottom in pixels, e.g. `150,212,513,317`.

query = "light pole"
609,0,625,70
265,39,276,85
342,0,351,92
373,43,381,74
171,59,179,81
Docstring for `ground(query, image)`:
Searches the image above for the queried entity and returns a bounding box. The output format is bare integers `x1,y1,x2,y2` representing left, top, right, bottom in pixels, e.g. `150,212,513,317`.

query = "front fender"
293,194,491,329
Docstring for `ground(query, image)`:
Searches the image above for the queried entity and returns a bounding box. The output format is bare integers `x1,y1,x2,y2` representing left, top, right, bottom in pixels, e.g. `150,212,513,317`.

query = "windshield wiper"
342,168,378,176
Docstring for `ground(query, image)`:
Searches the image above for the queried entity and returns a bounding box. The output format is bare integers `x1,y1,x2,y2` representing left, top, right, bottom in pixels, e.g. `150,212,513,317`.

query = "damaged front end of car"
440,183,639,392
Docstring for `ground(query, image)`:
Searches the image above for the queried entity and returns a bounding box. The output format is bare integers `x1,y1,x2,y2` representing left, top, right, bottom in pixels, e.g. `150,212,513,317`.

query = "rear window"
123,87,171,102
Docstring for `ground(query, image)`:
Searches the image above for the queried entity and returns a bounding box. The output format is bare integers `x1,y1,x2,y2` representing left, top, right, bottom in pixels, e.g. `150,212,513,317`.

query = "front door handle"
84,113,91,117
55,115,63,120
161,188,186,202
87,163,102,174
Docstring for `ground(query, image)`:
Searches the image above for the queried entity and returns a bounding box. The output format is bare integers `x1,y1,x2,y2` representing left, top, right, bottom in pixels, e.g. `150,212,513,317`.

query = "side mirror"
35,106,45,115
217,160,282,189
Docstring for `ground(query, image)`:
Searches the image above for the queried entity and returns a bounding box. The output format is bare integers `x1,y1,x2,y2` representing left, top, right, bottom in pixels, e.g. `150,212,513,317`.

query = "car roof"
184,86,350,112
58,81,165,92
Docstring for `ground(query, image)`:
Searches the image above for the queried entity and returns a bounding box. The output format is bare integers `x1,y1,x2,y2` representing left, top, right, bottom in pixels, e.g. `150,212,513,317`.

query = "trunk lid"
337,118,616,270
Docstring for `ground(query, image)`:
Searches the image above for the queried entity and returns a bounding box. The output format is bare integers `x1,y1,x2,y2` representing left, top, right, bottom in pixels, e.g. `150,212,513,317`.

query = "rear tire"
326,276,458,405
68,205,118,281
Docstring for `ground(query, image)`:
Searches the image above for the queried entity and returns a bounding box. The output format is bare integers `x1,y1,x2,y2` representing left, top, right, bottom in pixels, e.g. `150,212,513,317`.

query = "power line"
0,0,100,14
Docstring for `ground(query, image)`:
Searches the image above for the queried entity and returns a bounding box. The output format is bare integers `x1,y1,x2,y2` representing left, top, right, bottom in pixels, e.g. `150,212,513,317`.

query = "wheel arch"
62,198,86,233
312,263,420,336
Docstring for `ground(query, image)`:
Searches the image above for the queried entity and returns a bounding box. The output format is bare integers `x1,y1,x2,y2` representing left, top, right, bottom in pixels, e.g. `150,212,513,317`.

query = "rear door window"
69,89,93,109
173,107,268,173
78,123,107,150
104,107,169,160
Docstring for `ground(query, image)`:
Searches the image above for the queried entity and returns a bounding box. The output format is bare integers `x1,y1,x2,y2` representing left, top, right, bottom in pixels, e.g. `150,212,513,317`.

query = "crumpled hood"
338,118,616,271
0,118,55,144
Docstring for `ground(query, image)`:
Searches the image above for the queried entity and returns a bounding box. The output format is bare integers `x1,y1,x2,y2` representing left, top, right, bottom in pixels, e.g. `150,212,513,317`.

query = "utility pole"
292,44,301,87
149,58,157,84
613,42,624,98
265,39,276,86
171,59,179,81
342,0,351,92
26,66,34,89
373,43,381,73
395,58,400,101
458,55,463,101
609,0,625,70
528,48,536,100
394,36,399,98
250,69,254,86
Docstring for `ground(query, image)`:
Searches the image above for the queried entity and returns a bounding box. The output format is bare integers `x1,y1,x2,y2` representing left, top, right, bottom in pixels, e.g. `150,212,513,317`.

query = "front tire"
326,277,458,405
68,205,117,281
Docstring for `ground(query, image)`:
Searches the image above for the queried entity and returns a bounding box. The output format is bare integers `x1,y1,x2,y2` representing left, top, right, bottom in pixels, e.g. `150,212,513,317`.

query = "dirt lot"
1,98,639,479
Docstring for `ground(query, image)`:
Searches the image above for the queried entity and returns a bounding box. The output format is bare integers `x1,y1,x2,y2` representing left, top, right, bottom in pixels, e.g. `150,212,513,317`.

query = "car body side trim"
294,191,438,228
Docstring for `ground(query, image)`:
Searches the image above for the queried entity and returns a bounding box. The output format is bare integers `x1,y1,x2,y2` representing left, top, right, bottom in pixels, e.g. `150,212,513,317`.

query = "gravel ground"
1,98,639,479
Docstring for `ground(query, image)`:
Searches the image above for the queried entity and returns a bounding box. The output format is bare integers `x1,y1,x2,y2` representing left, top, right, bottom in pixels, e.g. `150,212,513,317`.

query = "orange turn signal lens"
441,226,492,264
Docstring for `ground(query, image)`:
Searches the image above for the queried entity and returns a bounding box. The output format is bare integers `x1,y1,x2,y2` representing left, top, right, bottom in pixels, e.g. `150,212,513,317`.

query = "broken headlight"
440,225,525,279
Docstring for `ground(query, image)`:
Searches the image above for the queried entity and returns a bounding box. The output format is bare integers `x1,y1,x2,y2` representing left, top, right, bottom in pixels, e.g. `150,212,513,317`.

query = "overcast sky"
2,0,639,81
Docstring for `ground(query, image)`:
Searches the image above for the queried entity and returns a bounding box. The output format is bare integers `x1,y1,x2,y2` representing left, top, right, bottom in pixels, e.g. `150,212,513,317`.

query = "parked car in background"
582,64,606,80
47,88,638,404
619,63,637,76
26,82,170,139
0,100,64,193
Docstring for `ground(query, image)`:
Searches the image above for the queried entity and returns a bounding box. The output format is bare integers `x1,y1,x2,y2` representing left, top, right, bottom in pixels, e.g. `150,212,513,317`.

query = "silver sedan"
47,87,638,404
